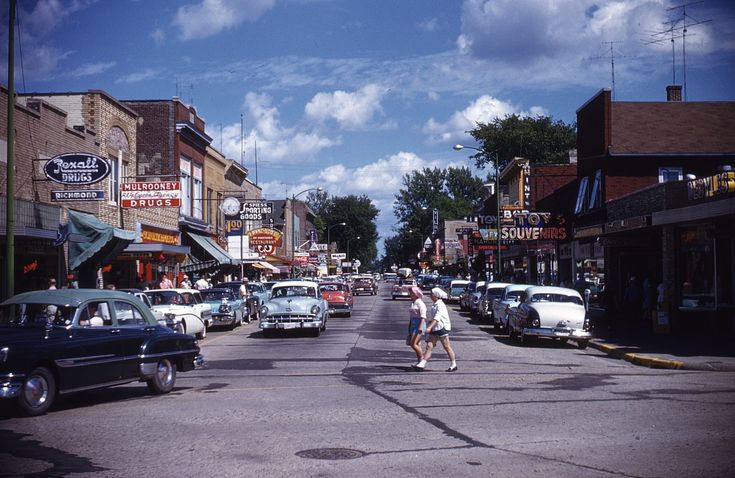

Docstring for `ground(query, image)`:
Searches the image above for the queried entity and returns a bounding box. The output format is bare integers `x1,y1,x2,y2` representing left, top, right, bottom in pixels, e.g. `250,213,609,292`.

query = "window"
180,156,191,216
588,170,602,210
575,177,589,214
193,163,203,219
206,188,214,224
659,167,683,183
109,156,119,204
679,226,715,308
114,301,146,326
216,192,223,230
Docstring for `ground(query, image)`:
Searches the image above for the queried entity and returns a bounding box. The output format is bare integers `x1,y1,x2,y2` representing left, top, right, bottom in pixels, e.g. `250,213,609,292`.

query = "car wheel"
493,322,500,332
311,327,321,337
559,337,568,344
577,339,589,350
508,324,516,340
146,358,177,394
196,324,206,340
174,321,185,334
229,317,236,330
18,367,56,416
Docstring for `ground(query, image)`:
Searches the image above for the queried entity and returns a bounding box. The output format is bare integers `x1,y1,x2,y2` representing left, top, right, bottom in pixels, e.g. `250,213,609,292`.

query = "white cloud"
417,18,440,32
304,84,388,130
423,95,547,144
115,68,161,84
72,61,116,77
172,0,276,41
150,28,166,47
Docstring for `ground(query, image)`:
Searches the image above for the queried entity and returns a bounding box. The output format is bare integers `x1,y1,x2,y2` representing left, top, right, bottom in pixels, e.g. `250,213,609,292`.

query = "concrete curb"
589,340,735,372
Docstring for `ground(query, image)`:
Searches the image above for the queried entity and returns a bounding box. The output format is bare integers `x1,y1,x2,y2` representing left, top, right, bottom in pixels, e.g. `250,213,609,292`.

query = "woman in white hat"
415,287,457,372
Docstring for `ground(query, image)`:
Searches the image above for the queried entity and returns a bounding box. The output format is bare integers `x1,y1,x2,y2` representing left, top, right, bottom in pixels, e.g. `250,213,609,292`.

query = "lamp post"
290,187,323,270
347,235,361,262
454,144,502,280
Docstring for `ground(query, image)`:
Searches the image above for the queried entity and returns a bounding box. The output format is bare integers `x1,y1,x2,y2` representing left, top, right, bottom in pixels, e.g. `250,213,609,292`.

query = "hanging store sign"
43,153,111,185
239,201,273,221
120,181,181,208
687,171,735,201
51,190,105,201
141,225,179,245
247,228,283,246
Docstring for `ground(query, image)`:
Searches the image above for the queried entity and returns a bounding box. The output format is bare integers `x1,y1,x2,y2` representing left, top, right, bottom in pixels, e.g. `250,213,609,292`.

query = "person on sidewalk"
415,287,457,372
407,286,427,367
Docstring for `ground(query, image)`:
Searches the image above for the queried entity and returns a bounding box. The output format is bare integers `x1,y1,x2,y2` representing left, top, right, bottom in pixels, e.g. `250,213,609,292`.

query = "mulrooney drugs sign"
120,181,181,208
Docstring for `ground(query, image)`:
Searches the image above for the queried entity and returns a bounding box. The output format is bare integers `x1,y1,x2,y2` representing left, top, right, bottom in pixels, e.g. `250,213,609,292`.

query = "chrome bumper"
260,319,322,330
522,327,592,339
0,375,23,399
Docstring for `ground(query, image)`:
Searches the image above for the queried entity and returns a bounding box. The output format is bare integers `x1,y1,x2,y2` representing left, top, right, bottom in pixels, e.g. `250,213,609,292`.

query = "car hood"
264,297,318,314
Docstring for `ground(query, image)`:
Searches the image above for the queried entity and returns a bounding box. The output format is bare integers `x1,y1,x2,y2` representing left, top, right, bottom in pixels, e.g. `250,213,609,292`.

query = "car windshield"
0,303,77,327
355,279,372,285
145,290,184,305
506,291,524,300
320,284,346,293
476,285,487,294
486,287,505,298
530,293,584,305
272,286,315,298
201,290,234,301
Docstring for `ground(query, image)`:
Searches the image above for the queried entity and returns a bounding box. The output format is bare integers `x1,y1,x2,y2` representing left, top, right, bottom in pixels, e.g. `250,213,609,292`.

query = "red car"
319,282,353,317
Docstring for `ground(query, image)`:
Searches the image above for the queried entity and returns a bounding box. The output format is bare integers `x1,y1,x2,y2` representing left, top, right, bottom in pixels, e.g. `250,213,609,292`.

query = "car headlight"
0,347,8,363
310,305,320,315
260,305,269,317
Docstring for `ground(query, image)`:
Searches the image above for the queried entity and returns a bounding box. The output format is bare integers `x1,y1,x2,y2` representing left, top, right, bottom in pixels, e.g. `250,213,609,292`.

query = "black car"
215,281,262,321
0,289,203,416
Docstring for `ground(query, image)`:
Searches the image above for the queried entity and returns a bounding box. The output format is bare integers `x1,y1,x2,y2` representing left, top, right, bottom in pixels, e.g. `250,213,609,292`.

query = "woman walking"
415,287,457,372
407,286,427,367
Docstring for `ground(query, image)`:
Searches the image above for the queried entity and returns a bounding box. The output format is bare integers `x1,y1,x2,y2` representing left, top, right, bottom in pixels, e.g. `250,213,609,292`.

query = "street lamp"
290,187,323,266
327,222,347,249
454,144,502,280
347,235,361,262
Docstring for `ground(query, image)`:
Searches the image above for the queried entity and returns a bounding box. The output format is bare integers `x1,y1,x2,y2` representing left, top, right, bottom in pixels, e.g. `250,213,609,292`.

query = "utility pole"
5,0,15,300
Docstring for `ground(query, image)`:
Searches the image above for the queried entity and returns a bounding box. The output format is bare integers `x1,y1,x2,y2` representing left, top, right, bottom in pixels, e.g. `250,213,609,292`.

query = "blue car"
200,288,249,328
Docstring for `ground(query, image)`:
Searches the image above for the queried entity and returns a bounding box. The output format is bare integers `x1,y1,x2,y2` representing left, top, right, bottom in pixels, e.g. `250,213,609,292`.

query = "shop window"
659,167,683,183
180,156,191,216
192,163,203,219
588,170,602,210
679,226,716,309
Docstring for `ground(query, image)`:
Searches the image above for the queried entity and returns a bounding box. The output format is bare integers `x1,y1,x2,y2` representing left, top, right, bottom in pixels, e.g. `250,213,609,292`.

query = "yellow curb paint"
624,353,684,369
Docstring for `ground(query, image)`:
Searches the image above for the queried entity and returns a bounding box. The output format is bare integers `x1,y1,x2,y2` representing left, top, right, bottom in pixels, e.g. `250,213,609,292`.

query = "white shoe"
414,359,427,370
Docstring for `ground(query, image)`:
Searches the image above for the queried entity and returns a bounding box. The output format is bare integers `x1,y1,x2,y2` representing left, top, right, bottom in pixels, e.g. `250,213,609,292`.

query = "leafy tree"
468,114,576,171
315,194,380,270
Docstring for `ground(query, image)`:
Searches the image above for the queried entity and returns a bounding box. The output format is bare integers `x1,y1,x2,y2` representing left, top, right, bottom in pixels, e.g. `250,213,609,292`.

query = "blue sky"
2,0,734,252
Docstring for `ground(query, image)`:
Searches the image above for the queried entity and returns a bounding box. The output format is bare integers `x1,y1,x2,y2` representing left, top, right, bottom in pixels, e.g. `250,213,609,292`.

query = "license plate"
276,323,297,329
553,328,571,335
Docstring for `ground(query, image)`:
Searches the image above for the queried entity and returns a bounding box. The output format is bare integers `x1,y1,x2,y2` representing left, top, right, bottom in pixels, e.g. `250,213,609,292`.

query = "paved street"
2,286,734,478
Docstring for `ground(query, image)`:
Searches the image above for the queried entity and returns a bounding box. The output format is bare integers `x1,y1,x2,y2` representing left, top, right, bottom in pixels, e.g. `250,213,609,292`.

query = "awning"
68,210,136,270
182,231,236,273
252,261,280,273
123,243,190,255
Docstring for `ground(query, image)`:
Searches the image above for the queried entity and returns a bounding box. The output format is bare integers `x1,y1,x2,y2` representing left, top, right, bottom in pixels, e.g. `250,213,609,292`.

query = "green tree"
316,194,380,271
468,114,576,171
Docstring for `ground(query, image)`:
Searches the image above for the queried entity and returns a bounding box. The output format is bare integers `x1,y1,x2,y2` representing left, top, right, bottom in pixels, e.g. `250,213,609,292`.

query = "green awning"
68,210,136,270
181,231,236,273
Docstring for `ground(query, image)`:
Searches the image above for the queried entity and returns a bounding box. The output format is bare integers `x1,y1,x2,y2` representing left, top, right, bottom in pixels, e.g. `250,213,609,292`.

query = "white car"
447,280,469,304
507,286,592,349
479,282,511,324
468,281,486,317
259,281,329,337
491,284,531,333
145,289,212,340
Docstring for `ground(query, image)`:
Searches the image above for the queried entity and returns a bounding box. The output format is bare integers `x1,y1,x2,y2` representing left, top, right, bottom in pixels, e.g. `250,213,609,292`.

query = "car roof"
450,280,470,285
272,281,317,288
526,286,581,297
505,283,531,291
486,282,512,289
1,288,142,307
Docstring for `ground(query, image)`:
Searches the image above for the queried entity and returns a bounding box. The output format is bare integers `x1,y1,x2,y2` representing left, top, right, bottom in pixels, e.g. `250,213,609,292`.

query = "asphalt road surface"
2,284,734,477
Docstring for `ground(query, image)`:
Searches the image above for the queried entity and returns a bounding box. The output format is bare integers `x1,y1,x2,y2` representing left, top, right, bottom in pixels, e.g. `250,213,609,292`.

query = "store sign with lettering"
688,171,735,200
121,181,181,208
43,153,110,185
247,227,282,246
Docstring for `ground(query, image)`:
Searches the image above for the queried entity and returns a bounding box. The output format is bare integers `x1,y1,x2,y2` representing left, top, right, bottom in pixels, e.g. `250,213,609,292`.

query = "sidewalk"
588,327,735,371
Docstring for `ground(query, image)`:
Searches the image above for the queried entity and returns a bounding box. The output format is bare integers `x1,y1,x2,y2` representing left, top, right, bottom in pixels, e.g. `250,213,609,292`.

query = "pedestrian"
46,278,58,319
181,274,192,289
239,277,250,299
415,287,457,372
159,275,173,289
407,286,427,367
195,274,210,290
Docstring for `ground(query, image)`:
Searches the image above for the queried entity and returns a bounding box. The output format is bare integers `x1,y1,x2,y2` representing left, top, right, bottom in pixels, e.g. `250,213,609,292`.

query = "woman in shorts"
407,286,427,367
415,287,457,372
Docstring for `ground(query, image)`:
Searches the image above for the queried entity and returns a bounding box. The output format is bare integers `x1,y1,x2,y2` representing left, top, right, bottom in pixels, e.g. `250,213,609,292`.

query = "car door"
57,300,124,392
111,299,155,379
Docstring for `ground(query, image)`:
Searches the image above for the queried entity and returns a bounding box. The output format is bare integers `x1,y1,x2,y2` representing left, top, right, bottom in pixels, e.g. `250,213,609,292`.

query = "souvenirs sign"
43,153,110,185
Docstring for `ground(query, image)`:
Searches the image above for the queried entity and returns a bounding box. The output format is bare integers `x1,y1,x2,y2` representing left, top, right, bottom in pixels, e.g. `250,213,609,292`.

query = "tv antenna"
646,1,711,101
592,41,624,100
175,79,195,105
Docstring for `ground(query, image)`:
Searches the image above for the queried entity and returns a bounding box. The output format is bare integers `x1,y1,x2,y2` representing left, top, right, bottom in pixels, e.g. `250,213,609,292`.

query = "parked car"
419,274,438,291
459,282,476,312
383,273,397,283
200,288,248,329
506,286,592,349
319,281,353,317
259,281,329,337
479,282,511,325
391,278,416,300
0,289,203,416
119,288,180,331
145,289,212,339
468,281,487,317
491,284,531,333
352,276,377,296
447,280,469,304
215,281,261,322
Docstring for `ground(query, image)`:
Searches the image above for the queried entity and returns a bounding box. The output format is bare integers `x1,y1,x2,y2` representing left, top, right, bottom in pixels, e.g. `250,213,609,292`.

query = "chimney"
666,85,682,102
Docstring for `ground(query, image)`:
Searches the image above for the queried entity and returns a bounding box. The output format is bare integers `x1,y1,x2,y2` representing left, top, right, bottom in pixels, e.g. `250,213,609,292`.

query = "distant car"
145,289,211,339
119,288,179,331
352,277,377,296
468,281,487,317
447,280,469,304
392,278,416,300
459,282,476,311
0,289,203,416
491,284,531,333
215,281,261,322
479,282,511,325
200,288,248,329
420,274,438,291
319,282,353,317
507,286,592,349
383,273,397,283
259,281,329,337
